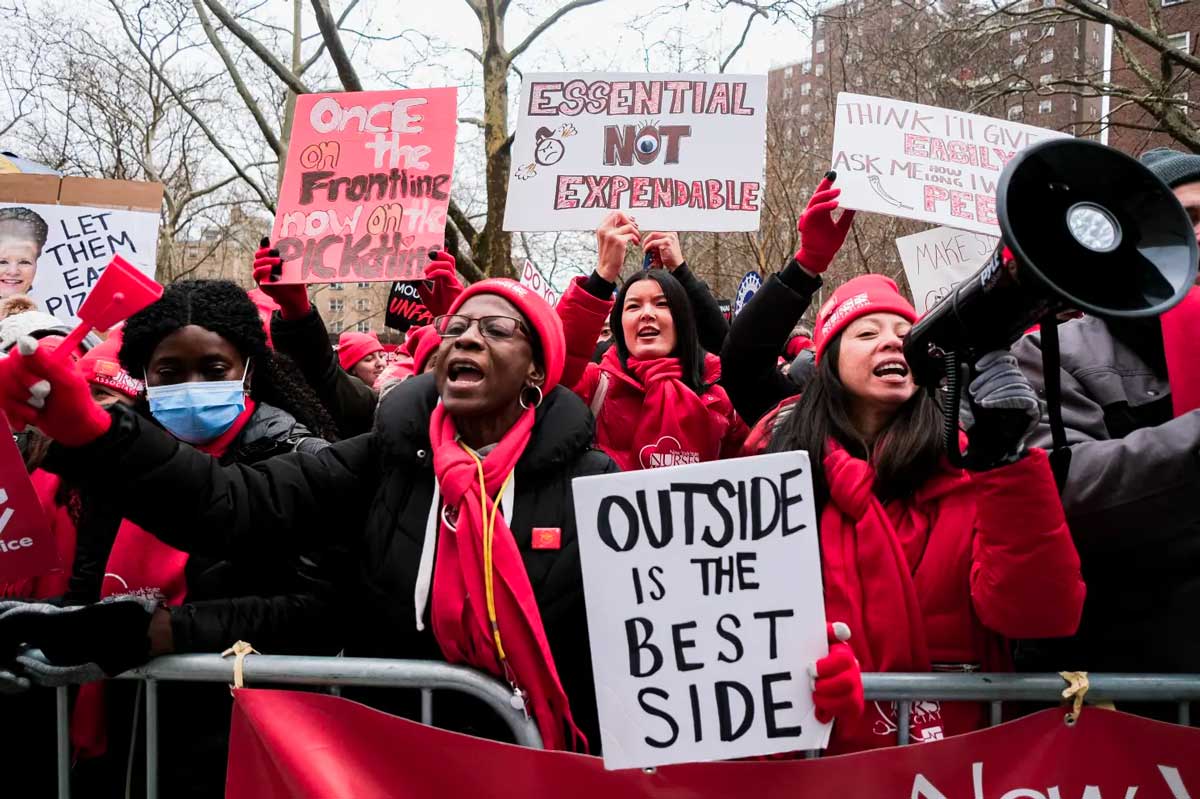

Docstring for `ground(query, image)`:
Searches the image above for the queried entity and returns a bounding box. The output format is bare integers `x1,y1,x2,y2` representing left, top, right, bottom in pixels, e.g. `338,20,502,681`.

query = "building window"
1163,0,1186,6
1013,54,1027,68
784,126,793,142
815,63,825,76
329,298,344,312
1042,0,1054,7
1175,91,1190,115
1044,25,1055,37
802,61,812,75
1091,28,1100,42
329,282,343,291
854,74,864,86
800,103,811,115
799,124,811,136
1041,48,1055,63
1168,32,1190,51
784,65,794,78
801,82,812,95
816,86,826,97
1007,104,1024,120
783,86,793,100
1040,72,1055,85
815,38,826,53
889,68,902,83
892,16,903,29
330,320,344,334
356,321,371,333
356,282,370,289
355,298,370,311
1038,99,1053,113
1071,97,1078,112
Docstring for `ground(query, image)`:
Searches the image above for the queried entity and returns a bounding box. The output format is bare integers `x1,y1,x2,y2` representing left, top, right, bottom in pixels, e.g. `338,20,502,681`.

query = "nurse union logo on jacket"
638,436,701,469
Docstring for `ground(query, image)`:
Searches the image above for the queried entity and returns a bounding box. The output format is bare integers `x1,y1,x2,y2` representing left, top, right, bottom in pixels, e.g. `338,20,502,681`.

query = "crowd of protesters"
0,145,1197,795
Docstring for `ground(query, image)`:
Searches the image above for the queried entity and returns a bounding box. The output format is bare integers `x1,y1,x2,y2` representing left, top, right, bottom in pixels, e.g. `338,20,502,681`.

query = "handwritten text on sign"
896,226,999,314
830,93,1068,235
272,88,457,284
504,74,768,233
519,260,558,306
572,452,829,770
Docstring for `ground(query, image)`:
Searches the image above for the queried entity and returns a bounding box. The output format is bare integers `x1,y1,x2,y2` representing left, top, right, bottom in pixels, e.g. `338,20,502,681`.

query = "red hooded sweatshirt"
557,277,747,470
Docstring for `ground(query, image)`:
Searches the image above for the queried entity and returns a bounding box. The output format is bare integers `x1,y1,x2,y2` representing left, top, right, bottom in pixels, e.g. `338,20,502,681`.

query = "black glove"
964,350,1041,471
0,596,156,685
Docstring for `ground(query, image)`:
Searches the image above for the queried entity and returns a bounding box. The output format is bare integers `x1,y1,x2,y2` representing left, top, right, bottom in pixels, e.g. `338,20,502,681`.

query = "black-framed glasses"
433,314,528,341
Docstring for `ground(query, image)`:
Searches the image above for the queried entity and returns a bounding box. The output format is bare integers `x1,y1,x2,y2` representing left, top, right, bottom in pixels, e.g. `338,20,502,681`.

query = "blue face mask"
145,367,249,444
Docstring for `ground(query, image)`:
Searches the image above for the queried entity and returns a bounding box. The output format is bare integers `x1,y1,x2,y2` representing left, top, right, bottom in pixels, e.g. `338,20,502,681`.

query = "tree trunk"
480,13,513,278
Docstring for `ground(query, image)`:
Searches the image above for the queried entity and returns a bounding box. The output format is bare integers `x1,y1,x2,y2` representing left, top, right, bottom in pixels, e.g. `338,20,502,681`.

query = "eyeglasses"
433,314,528,341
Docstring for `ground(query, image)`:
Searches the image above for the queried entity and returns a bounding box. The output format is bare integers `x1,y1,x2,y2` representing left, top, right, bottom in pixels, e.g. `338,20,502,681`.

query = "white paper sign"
896,226,999,314
0,202,158,323
504,74,768,233
519,259,558,306
831,93,1069,235
572,452,830,770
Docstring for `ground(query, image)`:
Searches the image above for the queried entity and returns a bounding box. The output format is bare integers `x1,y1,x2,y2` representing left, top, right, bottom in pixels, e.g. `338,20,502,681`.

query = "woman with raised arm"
555,212,747,470
723,174,1086,754
0,279,616,753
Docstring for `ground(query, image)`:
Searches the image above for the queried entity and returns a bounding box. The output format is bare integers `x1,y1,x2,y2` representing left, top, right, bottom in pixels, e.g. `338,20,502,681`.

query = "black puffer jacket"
48,375,619,747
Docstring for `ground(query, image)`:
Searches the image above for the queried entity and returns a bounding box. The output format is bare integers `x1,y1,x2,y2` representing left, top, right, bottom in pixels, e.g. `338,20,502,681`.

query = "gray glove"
0,664,30,694
15,647,105,687
964,350,1041,471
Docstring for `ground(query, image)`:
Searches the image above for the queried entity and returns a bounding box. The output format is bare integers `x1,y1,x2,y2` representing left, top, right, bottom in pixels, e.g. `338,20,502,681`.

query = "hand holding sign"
641,231,684,271
795,172,856,275
811,622,864,725
418,250,464,317
596,211,640,283
253,238,311,320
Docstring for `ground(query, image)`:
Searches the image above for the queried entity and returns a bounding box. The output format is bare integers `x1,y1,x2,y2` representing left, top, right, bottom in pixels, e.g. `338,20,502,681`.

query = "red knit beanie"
406,324,442,374
813,274,917,363
337,331,384,371
79,336,143,398
447,278,566,393
785,335,814,359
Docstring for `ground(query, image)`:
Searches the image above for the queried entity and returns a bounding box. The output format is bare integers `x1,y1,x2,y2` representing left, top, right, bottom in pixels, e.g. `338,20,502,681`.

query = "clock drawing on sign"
515,123,577,181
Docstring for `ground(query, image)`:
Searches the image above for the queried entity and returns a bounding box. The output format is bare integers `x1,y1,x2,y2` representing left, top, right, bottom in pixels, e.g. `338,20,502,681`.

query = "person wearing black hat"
1010,147,1200,705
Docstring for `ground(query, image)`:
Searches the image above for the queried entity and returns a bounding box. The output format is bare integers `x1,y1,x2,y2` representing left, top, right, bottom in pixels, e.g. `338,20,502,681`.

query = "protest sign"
830,93,1069,235
384,281,433,332
519,259,559,306
733,271,762,315
504,74,768,232
0,412,55,583
896,226,999,314
0,174,162,324
272,88,457,284
572,452,829,770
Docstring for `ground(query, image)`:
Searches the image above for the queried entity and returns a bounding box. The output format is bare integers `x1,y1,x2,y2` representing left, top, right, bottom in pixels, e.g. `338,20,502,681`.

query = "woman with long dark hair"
722,174,1086,755
556,213,747,470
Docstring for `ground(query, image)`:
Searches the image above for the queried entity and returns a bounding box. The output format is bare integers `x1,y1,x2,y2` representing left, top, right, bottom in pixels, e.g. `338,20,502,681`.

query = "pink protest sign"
272,88,457,284
0,413,55,583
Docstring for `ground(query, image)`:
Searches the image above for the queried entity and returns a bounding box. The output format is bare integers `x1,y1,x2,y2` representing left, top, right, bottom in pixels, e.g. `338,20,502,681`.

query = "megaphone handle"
942,351,966,469
47,323,93,364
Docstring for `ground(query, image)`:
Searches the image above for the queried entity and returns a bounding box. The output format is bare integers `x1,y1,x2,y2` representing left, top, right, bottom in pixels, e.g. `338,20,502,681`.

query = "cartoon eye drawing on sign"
515,123,577,180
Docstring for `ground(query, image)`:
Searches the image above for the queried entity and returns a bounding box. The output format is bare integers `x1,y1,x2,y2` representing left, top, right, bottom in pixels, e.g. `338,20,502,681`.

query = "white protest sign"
573,452,829,770
831,93,1069,235
519,259,558,306
504,74,768,232
896,226,999,314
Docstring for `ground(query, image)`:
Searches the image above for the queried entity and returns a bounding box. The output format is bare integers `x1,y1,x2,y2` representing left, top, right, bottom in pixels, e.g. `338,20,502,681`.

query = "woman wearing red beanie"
336,330,386,387
0,278,617,753
557,214,747,470
723,174,1085,755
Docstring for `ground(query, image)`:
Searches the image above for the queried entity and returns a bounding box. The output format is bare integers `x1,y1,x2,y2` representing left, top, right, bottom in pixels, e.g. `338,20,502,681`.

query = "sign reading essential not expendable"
504,74,768,232
272,88,457,284
896,226,999,314
572,452,829,770
0,175,162,324
830,93,1069,235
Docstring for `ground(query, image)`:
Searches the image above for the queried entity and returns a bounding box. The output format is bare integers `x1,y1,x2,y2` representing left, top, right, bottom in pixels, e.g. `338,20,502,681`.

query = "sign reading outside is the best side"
572,452,830,770
272,88,457,284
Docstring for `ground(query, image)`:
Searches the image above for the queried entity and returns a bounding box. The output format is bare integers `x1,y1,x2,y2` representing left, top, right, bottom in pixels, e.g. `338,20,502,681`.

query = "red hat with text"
79,336,144,398
337,331,384,372
813,274,917,363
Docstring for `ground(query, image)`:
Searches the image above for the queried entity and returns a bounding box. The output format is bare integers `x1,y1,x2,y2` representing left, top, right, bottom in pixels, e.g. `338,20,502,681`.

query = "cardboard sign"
519,259,558,306
572,452,829,770
504,74,768,232
0,414,55,583
272,88,457,284
830,93,1069,235
0,175,162,324
896,226,999,314
733,271,762,315
384,281,433,332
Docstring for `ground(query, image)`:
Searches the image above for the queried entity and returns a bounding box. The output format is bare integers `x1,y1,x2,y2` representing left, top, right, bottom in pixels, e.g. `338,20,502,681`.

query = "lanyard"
460,443,514,663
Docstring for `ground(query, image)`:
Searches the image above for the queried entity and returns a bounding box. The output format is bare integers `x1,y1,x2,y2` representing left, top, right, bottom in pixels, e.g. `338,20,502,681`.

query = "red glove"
417,250,464,317
252,237,311,320
795,172,856,274
0,338,111,447
811,621,864,725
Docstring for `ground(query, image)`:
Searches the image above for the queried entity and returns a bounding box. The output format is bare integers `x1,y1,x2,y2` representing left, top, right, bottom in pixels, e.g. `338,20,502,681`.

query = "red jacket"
0,470,76,599
747,399,1085,754
558,278,748,469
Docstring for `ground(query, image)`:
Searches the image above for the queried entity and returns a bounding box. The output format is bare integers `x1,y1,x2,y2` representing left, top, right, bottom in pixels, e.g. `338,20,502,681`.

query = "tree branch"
720,6,767,73
507,0,607,63
199,0,309,95
310,0,363,91
298,0,361,76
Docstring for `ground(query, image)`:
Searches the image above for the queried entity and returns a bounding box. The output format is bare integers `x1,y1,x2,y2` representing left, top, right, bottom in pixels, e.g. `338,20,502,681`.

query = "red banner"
227,688,1200,799
0,414,55,583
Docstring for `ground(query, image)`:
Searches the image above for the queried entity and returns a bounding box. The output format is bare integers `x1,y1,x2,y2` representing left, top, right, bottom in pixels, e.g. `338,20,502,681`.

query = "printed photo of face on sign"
0,202,158,323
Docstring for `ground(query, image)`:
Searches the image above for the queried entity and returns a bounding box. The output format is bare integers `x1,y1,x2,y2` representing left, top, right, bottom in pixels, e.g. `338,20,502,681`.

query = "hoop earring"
519,384,544,410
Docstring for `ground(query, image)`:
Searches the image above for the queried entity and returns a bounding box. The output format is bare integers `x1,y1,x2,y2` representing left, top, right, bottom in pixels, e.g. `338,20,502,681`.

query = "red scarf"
427,404,583,751
1162,286,1200,416
819,441,972,752
73,400,257,760
611,356,717,471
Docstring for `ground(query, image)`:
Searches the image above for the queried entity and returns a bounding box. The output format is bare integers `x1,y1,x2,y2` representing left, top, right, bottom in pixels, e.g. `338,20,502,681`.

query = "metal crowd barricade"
48,662,1200,799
